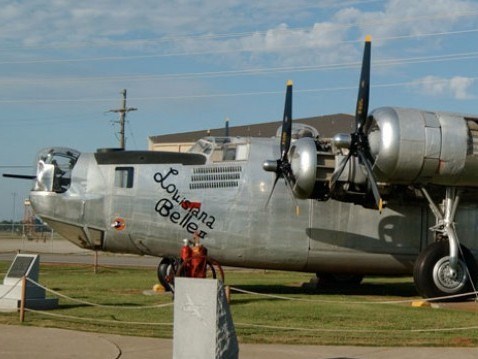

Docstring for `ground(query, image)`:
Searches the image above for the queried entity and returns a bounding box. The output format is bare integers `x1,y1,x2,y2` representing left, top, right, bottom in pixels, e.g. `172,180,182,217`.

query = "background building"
148,113,354,152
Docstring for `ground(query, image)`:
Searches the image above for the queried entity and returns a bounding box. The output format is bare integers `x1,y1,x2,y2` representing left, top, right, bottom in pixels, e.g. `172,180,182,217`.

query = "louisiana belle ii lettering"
154,167,214,238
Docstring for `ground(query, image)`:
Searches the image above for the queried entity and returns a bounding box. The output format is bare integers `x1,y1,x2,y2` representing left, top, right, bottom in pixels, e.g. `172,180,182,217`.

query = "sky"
1,0,478,221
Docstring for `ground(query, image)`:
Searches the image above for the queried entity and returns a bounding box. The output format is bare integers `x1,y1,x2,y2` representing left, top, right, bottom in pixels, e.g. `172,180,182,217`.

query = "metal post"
225,285,231,304
19,276,26,323
11,192,17,234
94,250,98,274
50,228,54,252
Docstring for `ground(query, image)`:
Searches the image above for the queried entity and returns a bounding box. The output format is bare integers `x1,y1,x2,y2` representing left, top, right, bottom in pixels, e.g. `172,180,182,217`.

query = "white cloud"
2,0,478,92
413,75,475,99
449,76,475,99
334,0,478,43
159,0,478,67
0,1,327,46
1,0,478,66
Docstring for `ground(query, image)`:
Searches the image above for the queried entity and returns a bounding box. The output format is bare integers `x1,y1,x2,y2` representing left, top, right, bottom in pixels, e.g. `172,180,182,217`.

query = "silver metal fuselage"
29,135,478,276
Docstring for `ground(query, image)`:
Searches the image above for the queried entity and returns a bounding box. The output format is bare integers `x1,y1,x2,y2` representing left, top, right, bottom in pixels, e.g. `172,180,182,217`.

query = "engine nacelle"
289,137,318,198
367,107,478,187
263,136,333,200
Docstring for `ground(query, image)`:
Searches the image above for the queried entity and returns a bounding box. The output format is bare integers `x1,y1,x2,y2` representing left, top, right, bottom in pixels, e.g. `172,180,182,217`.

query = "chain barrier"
4,275,476,335
230,286,478,304
24,308,173,327
234,322,478,333
26,277,173,310
0,277,22,300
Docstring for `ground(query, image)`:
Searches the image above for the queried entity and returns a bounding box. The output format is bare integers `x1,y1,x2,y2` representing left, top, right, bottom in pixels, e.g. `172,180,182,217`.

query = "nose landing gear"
157,257,179,292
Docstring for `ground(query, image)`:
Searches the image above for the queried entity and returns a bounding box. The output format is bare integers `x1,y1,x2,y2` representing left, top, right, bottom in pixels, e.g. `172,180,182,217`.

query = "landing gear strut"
415,187,478,300
157,257,179,292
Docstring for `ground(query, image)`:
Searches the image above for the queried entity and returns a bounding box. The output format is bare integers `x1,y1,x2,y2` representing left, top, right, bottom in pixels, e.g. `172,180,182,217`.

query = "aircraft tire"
157,257,179,292
413,241,478,301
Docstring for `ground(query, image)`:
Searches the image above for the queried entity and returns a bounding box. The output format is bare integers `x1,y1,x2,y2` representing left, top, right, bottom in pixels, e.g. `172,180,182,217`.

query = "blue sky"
1,0,478,221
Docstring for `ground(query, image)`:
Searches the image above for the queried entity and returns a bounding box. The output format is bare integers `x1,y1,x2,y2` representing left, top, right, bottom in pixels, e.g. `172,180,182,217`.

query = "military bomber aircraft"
5,36,478,300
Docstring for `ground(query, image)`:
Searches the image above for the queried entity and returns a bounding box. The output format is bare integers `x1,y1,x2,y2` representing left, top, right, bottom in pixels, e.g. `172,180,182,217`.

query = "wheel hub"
432,256,467,294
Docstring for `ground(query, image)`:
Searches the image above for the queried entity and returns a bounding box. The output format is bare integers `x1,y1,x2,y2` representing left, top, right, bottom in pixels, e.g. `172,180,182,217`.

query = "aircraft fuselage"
28,137,478,277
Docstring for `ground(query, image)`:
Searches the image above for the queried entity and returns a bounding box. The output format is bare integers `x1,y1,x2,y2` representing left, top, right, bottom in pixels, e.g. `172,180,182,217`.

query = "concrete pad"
0,325,121,359
1,324,478,359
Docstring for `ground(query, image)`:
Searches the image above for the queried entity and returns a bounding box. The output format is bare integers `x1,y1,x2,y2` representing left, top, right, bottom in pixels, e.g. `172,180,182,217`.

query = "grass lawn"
1,262,478,347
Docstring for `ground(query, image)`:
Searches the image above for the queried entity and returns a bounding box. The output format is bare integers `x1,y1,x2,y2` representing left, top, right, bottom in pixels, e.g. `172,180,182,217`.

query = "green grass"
1,262,478,347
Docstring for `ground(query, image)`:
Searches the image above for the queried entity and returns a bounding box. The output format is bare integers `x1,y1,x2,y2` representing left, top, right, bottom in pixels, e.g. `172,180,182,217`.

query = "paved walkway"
1,324,478,359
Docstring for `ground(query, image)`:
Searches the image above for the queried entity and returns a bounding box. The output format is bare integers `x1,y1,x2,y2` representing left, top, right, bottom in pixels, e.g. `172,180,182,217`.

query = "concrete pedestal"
0,254,58,312
173,278,238,359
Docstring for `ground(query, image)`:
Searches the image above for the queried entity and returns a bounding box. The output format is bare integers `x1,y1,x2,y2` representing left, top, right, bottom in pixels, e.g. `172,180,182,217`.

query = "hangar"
148,113,354,152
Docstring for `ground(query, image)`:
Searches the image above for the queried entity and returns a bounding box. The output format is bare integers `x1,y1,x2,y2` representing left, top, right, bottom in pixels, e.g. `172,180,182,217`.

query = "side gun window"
115,167,134,188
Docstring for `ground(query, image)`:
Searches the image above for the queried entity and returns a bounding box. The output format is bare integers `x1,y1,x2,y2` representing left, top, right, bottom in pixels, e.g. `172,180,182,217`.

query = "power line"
1,50,478,99
0,4,473,54
0,1,387,54
1,22,478,65
0,76,476,106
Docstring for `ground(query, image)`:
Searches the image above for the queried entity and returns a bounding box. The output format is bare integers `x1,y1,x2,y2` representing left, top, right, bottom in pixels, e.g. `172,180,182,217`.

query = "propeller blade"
357,149,383,212
265,174,281,208
264,80,299,214
280,80,293,161
3,174,36,180
355,35,371,133
329,36,382,211
283,174,301,216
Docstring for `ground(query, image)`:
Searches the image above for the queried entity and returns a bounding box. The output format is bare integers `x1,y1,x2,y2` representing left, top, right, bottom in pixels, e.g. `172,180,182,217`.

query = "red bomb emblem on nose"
112,218,126,231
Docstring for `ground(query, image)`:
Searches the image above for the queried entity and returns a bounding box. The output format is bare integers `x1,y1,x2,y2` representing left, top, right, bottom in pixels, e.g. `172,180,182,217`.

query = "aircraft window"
211,150,223,162
276,123,319,139
211,143,249,162
190,138,249,162
115,167,134,188
236,144,249,161
223,146,236,161
189,139,213,155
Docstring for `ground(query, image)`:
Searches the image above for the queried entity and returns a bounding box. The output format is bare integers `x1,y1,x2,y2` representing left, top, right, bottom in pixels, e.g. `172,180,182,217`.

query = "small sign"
3,254,39,286
1,254,58,311
6,256,35,278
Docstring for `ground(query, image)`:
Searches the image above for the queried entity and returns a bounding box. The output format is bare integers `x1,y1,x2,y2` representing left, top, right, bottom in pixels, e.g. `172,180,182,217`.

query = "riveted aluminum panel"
437,114,467,178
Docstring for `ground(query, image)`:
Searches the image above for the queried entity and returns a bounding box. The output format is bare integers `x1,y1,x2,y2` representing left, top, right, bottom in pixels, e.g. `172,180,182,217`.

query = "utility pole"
108,89,137,150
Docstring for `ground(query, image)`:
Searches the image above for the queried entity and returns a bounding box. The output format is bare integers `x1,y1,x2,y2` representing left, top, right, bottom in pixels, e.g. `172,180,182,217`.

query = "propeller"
330,35,383,212
263,80,300,214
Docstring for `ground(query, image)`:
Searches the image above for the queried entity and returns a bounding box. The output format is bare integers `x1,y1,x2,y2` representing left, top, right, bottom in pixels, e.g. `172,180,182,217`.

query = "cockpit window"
188,139,214,155
189,137,249,162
